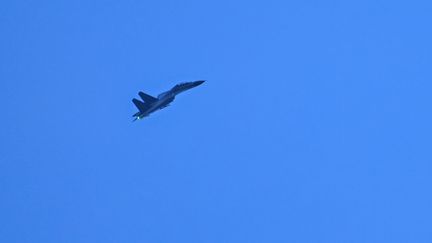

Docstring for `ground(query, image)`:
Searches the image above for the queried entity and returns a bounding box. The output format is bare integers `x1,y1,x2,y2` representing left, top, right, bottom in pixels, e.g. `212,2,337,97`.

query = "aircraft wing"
132,98,151,112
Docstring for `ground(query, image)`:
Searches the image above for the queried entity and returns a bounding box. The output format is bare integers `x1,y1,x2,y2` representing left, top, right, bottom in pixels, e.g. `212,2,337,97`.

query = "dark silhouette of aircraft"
132,80,205,121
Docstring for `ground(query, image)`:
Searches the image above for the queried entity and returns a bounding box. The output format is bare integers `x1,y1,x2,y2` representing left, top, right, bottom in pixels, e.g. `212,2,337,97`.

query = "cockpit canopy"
171,82,192,93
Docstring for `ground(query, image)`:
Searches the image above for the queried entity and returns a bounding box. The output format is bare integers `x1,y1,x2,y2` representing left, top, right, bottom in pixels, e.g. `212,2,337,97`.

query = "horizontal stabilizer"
132,98,150,112
139,92,158,103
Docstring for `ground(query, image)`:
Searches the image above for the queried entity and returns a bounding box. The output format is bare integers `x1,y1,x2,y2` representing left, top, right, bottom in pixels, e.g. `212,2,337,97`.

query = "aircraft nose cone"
195,80,205,85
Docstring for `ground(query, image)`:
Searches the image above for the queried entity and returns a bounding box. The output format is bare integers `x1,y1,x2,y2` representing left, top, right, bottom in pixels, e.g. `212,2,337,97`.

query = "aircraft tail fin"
132,98,150,112
139,92,158,103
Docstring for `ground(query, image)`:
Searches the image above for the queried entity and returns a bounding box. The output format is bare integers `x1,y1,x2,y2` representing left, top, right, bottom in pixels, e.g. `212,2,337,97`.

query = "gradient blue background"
1,0,432,242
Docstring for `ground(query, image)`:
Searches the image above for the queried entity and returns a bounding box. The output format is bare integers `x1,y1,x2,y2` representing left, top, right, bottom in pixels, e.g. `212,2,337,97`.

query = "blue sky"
1,0,432,242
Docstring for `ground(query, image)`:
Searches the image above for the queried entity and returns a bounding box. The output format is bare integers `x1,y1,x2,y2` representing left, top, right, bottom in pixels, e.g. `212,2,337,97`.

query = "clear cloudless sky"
1,0,432,242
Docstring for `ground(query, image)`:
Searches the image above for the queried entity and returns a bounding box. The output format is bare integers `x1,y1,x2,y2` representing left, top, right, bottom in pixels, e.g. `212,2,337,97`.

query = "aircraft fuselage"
132,80,205,121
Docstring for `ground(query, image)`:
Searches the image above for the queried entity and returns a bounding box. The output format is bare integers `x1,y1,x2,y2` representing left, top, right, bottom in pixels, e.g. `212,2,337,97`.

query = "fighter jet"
132,80,205,121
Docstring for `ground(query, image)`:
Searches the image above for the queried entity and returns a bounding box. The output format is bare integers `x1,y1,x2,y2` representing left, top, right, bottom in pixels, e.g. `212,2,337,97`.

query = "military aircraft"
132,80,205,121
